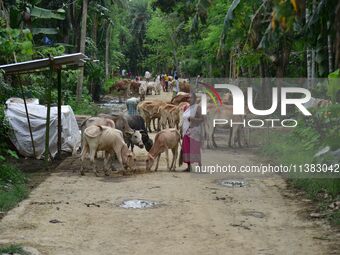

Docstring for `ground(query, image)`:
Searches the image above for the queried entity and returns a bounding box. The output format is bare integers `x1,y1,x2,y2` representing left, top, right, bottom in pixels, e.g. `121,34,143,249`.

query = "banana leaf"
31,28,59,35
30,5,65,20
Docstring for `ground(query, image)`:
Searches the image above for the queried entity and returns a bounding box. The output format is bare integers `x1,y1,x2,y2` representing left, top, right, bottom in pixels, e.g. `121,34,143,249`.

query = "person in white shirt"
145,71,151,82
173,76,179,97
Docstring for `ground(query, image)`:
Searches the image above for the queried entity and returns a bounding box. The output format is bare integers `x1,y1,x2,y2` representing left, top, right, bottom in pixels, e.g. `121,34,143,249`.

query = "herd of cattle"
79,91,192,176
79,76,333,176
78,85,250,176
110,76,191,101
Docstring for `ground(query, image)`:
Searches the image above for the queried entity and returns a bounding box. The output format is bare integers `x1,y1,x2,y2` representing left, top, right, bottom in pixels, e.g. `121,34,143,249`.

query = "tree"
76,0,88,101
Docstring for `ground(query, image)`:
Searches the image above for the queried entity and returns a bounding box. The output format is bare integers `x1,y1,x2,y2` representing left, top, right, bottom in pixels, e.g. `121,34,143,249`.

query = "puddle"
217,179,247,188
119,199,159,209
96,100,127,114
241,210,265,218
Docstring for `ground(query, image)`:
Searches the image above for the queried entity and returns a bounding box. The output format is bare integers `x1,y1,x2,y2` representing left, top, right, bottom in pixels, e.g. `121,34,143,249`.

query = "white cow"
80,126,136,176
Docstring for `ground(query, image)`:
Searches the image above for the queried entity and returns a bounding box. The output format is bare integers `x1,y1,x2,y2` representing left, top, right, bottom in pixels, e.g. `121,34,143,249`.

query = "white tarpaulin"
5,98,81,159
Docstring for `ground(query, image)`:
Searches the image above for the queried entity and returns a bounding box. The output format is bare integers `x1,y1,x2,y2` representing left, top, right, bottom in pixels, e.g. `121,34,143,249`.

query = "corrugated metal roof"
0,53,87,74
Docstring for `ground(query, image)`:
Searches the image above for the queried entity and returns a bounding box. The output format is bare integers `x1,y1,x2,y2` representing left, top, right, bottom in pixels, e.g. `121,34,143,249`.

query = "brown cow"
146,128,181,172
138,100,166,132
171,93,190,105
203,104,248,148
158,103,178,129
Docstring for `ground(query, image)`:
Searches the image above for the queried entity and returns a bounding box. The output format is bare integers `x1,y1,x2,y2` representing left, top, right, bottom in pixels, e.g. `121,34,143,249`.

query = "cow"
126,115,153,152
303,97,332,109
154,75,162,95
203,104,248,148
139,81,147,101
222,92,233,105
179,81,190,93
80,117,116,148
146,81,156,95
137,100,166,132
170,93,190,105
129,81,141,96
110,79,129,94
158,103,178,129
80,125,136,176
97,114,144,149
146,128,181,172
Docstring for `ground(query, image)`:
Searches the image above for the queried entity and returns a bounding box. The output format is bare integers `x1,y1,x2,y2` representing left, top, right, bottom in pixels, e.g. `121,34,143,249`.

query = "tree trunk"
327,21,333,73
105,22,111,80
91,12,98,101
335,2,340,69
76,0,88,101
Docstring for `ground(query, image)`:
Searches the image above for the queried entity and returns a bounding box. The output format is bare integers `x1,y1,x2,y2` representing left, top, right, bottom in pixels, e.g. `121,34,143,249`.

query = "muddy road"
0,92,339,255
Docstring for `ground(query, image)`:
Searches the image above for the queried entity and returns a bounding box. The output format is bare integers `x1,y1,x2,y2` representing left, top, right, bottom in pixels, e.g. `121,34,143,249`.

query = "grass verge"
0,244,30,255
0,163,28,213
260,131,340,225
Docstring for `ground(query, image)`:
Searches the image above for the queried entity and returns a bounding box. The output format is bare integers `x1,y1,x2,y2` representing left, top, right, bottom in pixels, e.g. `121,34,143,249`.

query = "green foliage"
327,69,340,103
0,163,28,212
0,244,30,255
261,132,340,217
0,28,33,63
66,92,99,116
295,104,340,150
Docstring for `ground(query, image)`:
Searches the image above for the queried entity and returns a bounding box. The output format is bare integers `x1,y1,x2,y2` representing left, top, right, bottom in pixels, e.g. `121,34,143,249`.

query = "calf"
126,115,153,152
146,129,181,172
80,126,135,176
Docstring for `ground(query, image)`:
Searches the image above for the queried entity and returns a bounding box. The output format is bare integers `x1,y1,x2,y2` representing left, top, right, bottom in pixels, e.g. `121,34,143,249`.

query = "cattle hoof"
105,172,110,176
80,171,85,176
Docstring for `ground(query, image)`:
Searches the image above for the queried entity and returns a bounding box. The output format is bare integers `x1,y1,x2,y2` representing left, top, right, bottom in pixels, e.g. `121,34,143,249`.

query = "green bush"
295,104,340,150
0,244,30,255
66,92,99,116
0,163,28,211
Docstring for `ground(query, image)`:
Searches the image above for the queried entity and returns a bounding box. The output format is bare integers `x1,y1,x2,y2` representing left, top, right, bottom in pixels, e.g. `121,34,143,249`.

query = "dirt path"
0,92,339,255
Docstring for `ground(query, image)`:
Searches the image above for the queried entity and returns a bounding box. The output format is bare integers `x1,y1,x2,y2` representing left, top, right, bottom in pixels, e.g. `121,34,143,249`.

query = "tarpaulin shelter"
0,53,87,162
5,98,80,158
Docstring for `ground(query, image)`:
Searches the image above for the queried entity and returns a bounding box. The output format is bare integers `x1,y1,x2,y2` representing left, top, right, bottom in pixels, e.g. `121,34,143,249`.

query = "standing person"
161,74,166,92
164,74,169,92
126,97,140,116
122,69,126,78
181,93,203,172
173,76,179,97
145,71,151,82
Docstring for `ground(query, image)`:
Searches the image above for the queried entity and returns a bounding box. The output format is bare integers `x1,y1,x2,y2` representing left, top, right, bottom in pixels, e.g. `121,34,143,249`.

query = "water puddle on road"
217,179,247,188
241,210,265,218
119,199,159,209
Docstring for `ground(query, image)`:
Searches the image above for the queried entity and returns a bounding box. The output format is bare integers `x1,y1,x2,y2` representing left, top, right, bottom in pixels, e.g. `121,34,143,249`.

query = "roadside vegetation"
261,104,340,225
0,244,30,255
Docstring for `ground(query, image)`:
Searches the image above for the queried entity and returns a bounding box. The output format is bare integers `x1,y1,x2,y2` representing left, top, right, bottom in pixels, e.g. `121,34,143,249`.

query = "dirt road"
0,92,338,255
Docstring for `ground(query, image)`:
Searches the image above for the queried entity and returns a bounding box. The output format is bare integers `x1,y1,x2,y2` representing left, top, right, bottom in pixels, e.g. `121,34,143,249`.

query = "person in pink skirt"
181,93,203,172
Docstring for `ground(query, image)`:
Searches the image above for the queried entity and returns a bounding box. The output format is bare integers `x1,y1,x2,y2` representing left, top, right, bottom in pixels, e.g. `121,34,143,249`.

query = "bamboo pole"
44,57,53,167
57,67,62,158
18,77,36,158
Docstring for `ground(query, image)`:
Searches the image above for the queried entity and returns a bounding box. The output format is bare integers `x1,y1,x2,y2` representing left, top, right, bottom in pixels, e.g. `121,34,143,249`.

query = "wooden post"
18,77,36,158
57,67,62,158
44,57,53,167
